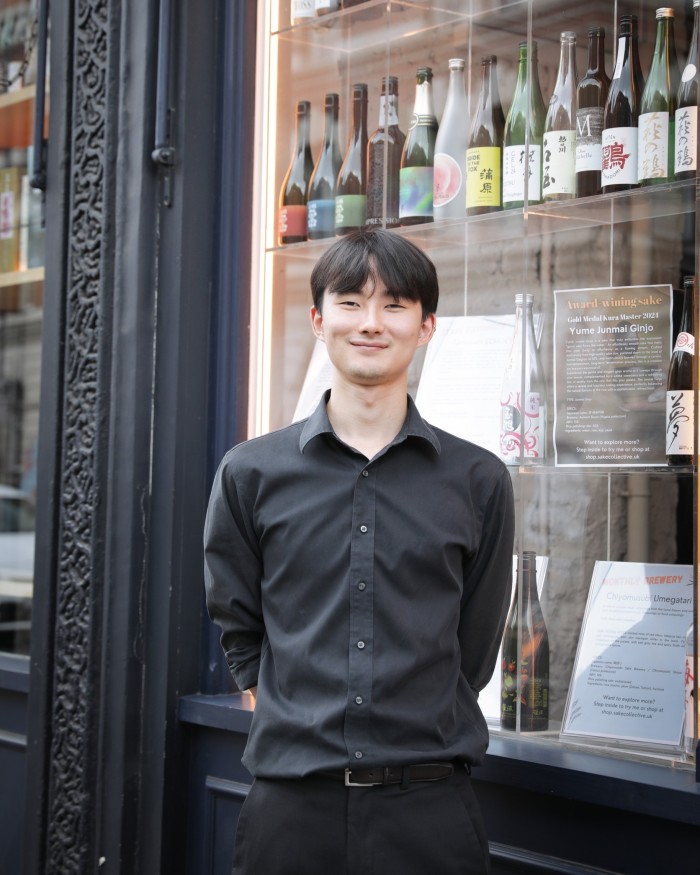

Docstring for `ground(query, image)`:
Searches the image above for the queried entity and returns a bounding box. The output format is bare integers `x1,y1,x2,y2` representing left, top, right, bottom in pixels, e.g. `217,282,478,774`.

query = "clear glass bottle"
433,58,469,220
503,42,546,209
500,293,546,464
638,8,680,185
675,0,700,179
666,275,696,464
307,93,342,240
277,100,313,245
501,551,550,732
399,66,438,226
543,32,577,201
602,15,645,191
366,76,405,228
576,27,610,197
467,55,505,215
335,83,368,235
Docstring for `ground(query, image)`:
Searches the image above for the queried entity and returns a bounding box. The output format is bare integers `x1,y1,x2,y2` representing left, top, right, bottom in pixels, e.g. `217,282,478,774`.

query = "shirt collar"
299,390,441,455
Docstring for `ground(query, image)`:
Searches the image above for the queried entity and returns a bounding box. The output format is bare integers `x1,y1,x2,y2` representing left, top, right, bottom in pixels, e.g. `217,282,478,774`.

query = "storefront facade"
0,1,698,873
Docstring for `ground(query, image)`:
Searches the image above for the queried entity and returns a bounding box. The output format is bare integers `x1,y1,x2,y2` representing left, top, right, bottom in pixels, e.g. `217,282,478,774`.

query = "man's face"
310,273,435,389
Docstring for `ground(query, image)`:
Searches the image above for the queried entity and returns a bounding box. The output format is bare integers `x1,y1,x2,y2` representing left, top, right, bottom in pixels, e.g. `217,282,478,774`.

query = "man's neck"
326,380,409,460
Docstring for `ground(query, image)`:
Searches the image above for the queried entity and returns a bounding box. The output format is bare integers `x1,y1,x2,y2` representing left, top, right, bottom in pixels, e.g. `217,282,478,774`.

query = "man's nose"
359,304,384,332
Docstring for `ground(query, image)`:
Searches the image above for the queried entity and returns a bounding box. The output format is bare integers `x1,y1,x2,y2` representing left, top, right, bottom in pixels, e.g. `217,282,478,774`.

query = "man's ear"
310,306,325,341
418,313,436,347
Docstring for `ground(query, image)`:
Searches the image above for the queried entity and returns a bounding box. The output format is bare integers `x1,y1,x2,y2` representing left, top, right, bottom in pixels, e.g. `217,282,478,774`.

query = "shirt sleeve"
459,464,515,693
203,453,265,691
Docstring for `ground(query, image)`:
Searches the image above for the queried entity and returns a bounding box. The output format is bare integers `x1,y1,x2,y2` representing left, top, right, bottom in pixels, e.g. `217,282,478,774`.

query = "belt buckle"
344,768,381,787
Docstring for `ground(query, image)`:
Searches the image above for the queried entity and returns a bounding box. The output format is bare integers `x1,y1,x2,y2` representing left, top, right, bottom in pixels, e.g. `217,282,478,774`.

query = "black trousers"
232,766,490,875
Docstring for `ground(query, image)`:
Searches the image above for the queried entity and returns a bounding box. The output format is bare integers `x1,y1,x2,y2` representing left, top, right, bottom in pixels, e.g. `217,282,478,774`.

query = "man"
204,229,514,874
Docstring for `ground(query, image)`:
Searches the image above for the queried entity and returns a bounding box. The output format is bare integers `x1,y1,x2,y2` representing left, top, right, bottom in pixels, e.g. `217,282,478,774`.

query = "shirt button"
362,470,369,477
357,640,365,649
360,525,368,533
355,696,363,705
358,581,366,591
355,751,363,759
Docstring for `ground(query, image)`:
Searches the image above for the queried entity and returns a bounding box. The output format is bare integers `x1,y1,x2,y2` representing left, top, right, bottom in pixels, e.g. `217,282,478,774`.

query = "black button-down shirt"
204,393,514,778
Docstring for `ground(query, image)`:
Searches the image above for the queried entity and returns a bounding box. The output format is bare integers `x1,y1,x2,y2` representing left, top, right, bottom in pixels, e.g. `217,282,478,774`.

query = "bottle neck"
323,104,338,146
555,39,576,91
688,7,700,68
479,61,493,107
681,282,696,335
652,17,673,68
351,96,367,141
587,32,605,74
377,92,400,128
413,79,435,117
445,66,466,108
295,112,310,154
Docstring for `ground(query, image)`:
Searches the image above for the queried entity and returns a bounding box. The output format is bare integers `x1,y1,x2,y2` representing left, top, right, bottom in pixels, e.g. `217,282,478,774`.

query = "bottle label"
500,391,543,461
307,199,335,235
466,146,501,208
433,153,463,207
575,107,604,172
399,166,434,218
503,145,542,204
675,106,697,174
666,390,695,455
278,204,307,240
601,127,638,186
334,194,367,229
673,331,695,356
638,111,669,180
543,130,576,195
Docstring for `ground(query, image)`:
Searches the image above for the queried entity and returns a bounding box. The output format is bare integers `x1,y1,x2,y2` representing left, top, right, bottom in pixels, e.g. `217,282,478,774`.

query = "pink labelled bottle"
499,293,546,465
433,58,469,220
277,100,313,245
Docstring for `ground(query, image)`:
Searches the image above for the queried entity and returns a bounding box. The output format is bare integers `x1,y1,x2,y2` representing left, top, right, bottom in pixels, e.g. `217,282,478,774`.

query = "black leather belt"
317,761,459,787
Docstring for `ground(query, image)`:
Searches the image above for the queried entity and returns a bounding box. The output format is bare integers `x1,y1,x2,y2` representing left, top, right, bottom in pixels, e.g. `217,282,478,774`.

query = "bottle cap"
588,26,605,36
515,293,535,304
521,551,537,570
481,54,497,64
561,31,576,41
448,58,465,70
352,83,368,98
416,66,433,81
618,15,638,35
656,7,674,17
296,100,311,114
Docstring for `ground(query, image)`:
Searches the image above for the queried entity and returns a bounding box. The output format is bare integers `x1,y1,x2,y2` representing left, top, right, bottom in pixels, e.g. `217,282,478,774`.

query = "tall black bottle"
366,76,405,227
576,27,610,197
667,276,696,465
601,15,645,192
675,0,700,179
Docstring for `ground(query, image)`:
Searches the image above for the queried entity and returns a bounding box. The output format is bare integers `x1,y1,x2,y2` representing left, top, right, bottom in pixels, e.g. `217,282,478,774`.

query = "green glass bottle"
399,67,439,225
638,7,680,185
335,83,368,235
503,42,546,209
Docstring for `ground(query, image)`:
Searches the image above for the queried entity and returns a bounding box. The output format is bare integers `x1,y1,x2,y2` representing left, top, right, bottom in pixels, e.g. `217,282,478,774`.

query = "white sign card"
561,561,693,749
479,554,549,726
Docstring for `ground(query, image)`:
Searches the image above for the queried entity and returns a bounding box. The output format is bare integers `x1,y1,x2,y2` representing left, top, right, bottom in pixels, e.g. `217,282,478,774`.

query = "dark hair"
310,229,439,318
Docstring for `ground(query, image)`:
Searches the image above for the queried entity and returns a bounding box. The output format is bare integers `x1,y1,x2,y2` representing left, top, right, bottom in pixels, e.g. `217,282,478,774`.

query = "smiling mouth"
351,341,388,349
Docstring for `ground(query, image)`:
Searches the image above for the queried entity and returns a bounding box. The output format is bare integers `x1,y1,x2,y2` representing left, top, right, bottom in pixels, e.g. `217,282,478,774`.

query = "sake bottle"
307,93,342,239
277,100,313,245
638,7,680,185
675,0,700,180
666,275,696,465
366,76,405,228
503,42,546,209
543,32,578,201
501,551,549,732
434,58,469,220
500,293,546,464
335,83,368,235
399,67,439,226
602,15,645,192
467,55,505,215
291,0,315,25
576,27,610,197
